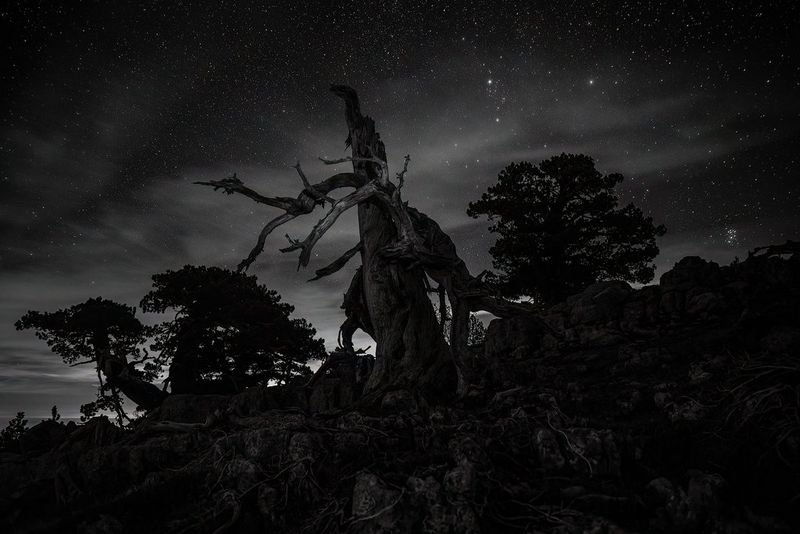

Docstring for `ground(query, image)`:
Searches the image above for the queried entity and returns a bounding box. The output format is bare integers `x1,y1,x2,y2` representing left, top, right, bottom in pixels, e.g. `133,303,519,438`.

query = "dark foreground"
3,249,799,533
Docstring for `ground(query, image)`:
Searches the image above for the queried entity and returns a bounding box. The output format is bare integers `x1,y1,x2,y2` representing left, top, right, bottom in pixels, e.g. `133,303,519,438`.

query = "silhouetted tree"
15,298,165,424
140,265,325,393
0,412,27,452
468,154,666,304
197,86,538,399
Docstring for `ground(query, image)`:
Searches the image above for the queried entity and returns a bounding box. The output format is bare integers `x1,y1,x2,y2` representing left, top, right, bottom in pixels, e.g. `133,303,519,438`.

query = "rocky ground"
2,249,799,533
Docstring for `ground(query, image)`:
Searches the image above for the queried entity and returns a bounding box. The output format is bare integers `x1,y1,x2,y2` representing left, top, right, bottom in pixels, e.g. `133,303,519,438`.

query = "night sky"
2,1,798,421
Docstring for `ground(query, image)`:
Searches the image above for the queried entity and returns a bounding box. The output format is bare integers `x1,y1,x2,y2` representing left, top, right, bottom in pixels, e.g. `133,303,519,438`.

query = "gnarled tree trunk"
358,197,455,399
333,88,455,400
198,85,543,404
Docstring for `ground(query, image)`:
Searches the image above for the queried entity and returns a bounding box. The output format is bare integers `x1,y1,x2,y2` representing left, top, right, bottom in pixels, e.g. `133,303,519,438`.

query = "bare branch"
316,172,362,191
321,154,392,188
195,174,296,211
308,241,363,281
281,234,303,252
198,167,363,269
396,155,411,190
281,182,379,269
238,213,296,272
319,156,385,167
293,162,334,205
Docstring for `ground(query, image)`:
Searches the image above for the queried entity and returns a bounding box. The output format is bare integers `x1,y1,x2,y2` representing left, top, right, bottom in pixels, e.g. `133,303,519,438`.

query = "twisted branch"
309,241,363,281
237,213,296,272
198,169,360,270
194,174,296,211
281,181,379,269
293,162,334,205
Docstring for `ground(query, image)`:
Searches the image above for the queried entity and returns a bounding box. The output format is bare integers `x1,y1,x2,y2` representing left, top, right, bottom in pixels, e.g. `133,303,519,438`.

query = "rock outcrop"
3,250,799,533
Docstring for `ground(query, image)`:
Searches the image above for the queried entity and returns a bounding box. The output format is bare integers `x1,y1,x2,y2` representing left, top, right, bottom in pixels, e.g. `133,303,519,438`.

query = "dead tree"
198,85,537,401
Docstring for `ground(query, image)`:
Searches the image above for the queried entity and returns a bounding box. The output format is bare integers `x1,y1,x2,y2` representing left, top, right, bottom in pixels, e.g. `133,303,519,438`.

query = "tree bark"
332,87,455,401
358,198,455,400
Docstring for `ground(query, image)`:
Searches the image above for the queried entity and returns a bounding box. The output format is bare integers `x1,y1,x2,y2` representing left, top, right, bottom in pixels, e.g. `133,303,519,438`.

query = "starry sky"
2,1,799,421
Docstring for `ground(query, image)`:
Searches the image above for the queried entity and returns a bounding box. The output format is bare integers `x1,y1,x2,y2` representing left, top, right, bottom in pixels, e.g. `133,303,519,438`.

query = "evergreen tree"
0,412,28,452
140,265,325,392
16,298,160,424
468,154,666,303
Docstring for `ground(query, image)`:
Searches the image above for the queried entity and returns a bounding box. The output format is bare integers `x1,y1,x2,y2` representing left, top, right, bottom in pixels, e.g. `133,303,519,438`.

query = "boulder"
660,256,723,291
533,428,566,471
156,394,230,423
485,316,545,358
567,280,633,325
19,420,69,455
350,471,410,533
380,389,419,415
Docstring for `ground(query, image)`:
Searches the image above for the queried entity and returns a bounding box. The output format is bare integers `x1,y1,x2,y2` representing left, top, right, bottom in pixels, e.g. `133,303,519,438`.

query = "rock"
156,394,230,423
644,477,678,509
443,461,477,497
449,436,488,466
309,359,358,412
288,431,324,462
351,472,409,533
660,257,722,291
5,250,800,533
644,472,729,532
218,457,260,492
79,514,123,534
616,389,642,415
229,384,308,416
567,280,633,325
561,485,588,499
688,362,712,383
760,326,800,353
406,475,441,507
653,391,671,409
685,471,725,523
18,420,68,455
686,291,722,318
563,428,621,477
0,453,33,500
406,477,451,533
256,484,282,527
534,428,565,471
240,427,288,465
659,257,724,319
620,285,661,330
380,389,418,414
575,325,627,346
484,316,544,358
484,316,548,386
667,399,707,423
